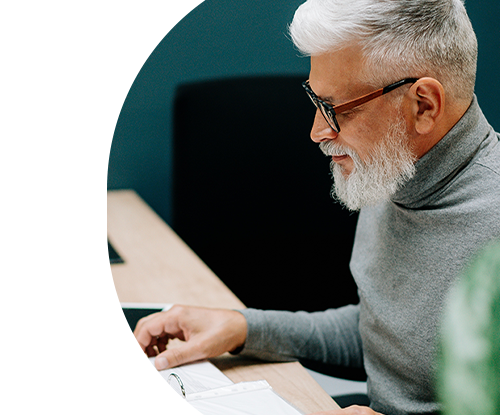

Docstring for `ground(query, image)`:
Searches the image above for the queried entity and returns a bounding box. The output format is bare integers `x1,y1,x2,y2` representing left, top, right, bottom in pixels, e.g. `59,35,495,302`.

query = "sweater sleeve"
236,305,364,368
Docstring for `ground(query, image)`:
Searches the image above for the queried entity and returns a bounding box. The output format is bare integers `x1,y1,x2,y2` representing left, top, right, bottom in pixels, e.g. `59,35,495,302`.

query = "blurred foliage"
438,239,500,415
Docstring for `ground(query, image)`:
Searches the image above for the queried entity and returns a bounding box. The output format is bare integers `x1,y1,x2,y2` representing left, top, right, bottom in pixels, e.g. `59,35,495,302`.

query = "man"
134,1,500,414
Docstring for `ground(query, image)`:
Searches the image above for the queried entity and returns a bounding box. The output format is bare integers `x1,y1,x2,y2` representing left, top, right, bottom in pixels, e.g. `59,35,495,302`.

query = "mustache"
319,140,357,158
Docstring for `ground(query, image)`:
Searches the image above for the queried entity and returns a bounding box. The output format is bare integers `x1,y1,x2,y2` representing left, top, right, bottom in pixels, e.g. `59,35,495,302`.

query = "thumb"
154,342,204,370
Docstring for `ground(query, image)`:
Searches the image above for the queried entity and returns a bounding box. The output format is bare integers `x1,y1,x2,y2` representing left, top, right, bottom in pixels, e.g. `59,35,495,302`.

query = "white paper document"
150,358,233,395
188,380,304,415
149,358,304,414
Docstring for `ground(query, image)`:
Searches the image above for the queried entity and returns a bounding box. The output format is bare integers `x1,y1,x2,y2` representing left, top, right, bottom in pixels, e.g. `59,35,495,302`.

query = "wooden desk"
108,189,339,414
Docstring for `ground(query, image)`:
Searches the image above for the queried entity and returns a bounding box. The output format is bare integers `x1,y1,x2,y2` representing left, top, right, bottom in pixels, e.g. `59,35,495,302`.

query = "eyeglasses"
302,78,418,133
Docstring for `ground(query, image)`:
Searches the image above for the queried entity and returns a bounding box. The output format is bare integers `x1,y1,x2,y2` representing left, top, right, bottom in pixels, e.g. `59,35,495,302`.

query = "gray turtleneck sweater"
238,97,500,415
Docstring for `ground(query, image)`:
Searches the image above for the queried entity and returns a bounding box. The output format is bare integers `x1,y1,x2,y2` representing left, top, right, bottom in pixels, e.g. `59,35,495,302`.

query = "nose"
310,110,338,143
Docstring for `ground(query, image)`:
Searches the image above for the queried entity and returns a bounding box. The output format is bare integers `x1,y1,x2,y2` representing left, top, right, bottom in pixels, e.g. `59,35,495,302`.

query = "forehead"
308,47,367,103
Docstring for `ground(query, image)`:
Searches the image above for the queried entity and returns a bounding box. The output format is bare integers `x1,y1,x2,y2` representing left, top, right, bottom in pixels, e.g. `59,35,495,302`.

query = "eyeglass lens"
319,105,338,132
303,83,339,132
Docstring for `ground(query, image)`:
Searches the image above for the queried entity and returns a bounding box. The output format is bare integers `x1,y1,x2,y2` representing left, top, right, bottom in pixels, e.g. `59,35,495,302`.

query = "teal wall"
467,1,500,130
108,0,500,225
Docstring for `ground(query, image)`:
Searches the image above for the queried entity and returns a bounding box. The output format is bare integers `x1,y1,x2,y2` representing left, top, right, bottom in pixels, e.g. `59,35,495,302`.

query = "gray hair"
289,0,478,103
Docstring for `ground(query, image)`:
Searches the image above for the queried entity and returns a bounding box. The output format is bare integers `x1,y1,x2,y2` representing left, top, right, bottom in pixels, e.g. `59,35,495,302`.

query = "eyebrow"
311,87,337,104
311,90,338,106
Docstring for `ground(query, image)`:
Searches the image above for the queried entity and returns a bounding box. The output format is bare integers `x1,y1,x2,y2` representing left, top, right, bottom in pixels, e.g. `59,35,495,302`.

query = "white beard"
319,118,416,211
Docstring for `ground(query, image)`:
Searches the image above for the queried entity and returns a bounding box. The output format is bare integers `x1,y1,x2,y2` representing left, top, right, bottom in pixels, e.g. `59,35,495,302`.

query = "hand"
133,304,248,370
310,406,383,415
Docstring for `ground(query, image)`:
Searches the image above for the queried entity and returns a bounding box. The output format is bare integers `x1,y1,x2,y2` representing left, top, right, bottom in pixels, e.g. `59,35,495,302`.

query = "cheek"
341,125,378,162
347,111,395,160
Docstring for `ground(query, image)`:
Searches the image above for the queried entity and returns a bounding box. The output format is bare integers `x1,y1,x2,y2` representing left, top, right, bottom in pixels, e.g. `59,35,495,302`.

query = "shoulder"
444,130,500,202
475,131,500,176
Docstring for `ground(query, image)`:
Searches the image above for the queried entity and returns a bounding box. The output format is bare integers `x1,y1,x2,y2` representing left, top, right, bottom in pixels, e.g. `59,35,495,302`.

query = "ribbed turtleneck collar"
390,96,493,208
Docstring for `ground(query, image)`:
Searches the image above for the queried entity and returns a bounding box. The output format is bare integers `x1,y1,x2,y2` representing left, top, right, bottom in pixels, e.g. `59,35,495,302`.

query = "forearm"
237,305,364,368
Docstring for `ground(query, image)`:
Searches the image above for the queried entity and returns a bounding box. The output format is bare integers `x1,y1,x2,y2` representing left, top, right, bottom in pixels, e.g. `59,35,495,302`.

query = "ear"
408,77,445,135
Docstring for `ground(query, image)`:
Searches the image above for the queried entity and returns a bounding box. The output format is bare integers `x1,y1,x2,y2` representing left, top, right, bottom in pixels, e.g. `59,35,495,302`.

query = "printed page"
189,381,305,415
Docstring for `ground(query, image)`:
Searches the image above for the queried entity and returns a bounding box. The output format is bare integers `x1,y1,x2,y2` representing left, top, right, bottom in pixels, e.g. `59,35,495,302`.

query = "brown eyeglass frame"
302,78,418,132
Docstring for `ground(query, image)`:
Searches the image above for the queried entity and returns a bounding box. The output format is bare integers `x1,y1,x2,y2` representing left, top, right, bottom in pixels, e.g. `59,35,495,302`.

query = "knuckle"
347,405,371,415
168,304,185,319
169,304,182,313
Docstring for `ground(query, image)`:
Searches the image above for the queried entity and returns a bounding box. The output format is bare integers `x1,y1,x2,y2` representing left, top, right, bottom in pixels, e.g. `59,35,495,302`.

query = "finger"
336,406,382,415
132,313,158,357
133,308,181,338
134,315,173,350
133,311,161,335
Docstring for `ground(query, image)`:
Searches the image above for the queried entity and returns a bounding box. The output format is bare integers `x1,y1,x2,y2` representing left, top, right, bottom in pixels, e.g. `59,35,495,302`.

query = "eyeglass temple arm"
333,78,419,114
382,78,419,94
333,89,384,114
